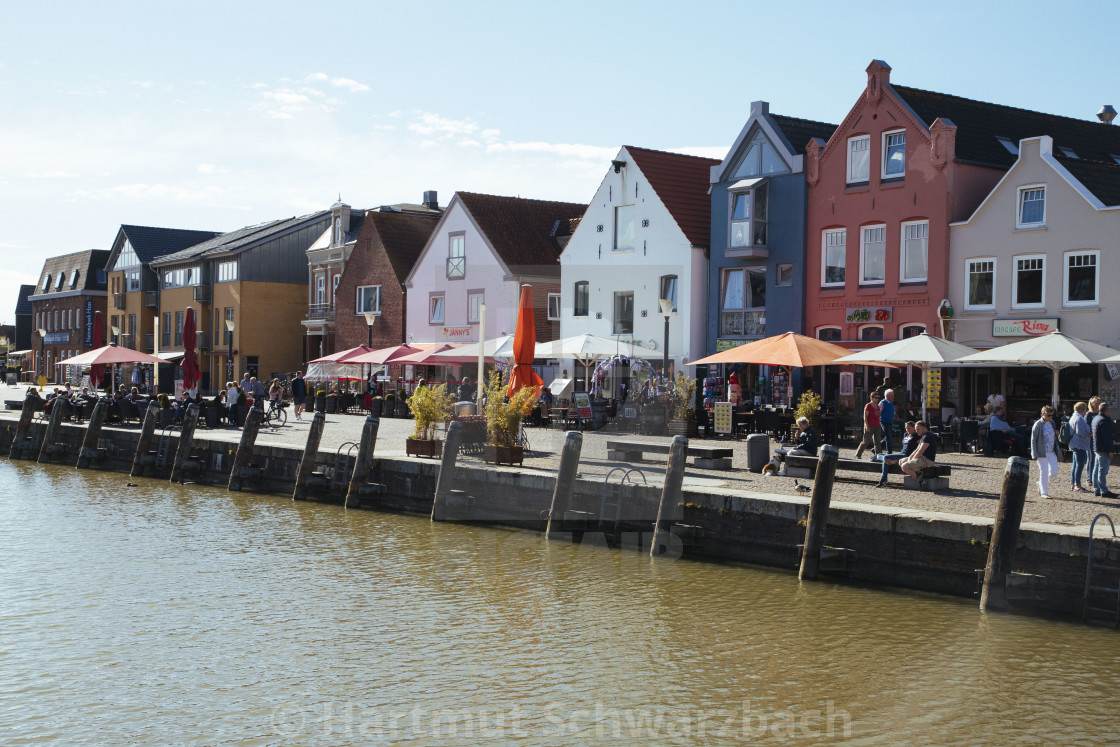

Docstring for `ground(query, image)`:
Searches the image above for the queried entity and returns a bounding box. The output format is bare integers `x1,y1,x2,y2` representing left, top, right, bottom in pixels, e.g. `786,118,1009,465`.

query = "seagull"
794,480,811,494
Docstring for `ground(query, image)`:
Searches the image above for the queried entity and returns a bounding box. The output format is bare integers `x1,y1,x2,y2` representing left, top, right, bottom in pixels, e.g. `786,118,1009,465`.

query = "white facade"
404,195,527,345
559,146,708,371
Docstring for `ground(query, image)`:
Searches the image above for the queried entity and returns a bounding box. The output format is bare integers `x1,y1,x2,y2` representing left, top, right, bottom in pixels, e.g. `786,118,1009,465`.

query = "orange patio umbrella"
507,284,543,398
691,332,857,368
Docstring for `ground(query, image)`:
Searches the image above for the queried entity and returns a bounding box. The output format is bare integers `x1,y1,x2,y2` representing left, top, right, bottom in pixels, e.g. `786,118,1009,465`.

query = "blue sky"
3,0,1118,319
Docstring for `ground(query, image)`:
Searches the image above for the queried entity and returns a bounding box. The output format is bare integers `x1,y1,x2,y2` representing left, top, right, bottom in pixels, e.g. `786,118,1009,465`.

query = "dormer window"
847,135,870,184
1017,185,1046,228
729,181,768,248
882,130,906,178
1058,146,1078,159
334,217,342,245
55,273,65,291
69,269,80,288
42,274,51,291
733,132,786,178
996,136,1019,155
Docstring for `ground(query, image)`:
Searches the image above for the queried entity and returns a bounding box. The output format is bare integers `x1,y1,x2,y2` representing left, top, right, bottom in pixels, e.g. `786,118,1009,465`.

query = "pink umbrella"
91,310,104,389
348,344,433,365
310,345,375,364
181,307,200,391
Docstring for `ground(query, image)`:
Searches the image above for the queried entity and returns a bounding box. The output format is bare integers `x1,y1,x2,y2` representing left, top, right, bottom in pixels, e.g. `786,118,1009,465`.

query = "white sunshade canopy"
533,333,661,363
832,333,979,367
432,335,516,360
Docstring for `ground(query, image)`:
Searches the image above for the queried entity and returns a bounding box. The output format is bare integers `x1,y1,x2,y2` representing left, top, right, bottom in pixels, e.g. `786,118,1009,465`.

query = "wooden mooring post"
293,411,326,501
227,407,263,492
9,394,38,459
650,435,688,557
545,431,583,540
799,444,839,581
36,398,67,463
980,456,1031,612
75,398,109,469
130,402,161,477
430,420,463,522
169,404,200,483
344,415,380,509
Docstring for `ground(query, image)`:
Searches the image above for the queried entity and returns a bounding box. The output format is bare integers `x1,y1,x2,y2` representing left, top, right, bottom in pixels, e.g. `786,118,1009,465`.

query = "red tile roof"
625,146,721,248
457,192,587,270
367,210,441,282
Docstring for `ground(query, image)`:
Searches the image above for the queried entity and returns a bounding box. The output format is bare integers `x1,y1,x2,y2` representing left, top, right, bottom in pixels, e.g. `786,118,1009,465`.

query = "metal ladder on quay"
154,425,181,471
1083,513,1120,626
329,442,359,496
599,467,646,544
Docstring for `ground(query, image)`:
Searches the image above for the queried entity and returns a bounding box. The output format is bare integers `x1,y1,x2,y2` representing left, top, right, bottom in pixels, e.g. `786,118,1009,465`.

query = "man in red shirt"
855,391,883,460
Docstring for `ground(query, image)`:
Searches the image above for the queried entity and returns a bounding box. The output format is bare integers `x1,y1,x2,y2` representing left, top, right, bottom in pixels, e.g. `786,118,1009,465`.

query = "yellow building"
149,211,331,391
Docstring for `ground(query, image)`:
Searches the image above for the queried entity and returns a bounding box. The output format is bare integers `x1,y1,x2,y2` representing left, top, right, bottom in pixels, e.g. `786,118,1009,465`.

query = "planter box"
382,400,396,418
369,399,383,417
406,437,443,458
314,396,326,412
667,417,698,438
396,400,411,418
326,397,338,414
484,444,524,466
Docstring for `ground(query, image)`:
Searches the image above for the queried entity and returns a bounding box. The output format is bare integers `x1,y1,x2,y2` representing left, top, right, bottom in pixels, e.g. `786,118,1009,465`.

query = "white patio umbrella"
952,330,1120,408
431,335,516,360
533,333,661,390
833,333,979,421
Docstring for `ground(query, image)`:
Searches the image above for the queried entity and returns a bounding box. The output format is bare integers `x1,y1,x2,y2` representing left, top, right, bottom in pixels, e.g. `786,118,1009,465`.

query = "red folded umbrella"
507,284,543,398
90,310,104,388
181,307,200,391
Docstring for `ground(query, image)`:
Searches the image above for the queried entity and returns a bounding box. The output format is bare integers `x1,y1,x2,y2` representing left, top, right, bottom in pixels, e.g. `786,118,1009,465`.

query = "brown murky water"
3,460,1119,745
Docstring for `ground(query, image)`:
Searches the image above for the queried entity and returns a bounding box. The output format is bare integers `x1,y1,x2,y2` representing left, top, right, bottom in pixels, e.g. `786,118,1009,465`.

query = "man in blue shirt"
877,420,917,488
1092,402,1116,498
879,389,896,453
983,406,1025,457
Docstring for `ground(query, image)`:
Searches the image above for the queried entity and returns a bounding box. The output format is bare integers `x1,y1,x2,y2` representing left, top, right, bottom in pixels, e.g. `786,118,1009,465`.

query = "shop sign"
574,392,593,419
44,332,70,345
845,306,892,323
713,401,733,435
440,326,474,339
84,299,94,346
715,338,741,352
992,318,1059,337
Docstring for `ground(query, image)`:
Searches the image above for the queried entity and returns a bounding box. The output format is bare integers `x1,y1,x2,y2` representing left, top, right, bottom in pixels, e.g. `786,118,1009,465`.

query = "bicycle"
263,399,289,428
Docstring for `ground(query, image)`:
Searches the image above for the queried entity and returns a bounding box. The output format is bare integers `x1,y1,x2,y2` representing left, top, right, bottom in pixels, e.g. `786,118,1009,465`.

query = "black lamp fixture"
658,298,674,378
611,160,626,173
364,311,378,348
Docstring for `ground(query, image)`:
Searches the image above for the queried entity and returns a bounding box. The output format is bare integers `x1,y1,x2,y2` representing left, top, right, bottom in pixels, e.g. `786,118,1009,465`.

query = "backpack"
1058,417,1072,445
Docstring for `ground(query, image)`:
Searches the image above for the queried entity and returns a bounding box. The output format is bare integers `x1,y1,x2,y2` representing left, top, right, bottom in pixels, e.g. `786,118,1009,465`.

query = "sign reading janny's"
992,318,1059,337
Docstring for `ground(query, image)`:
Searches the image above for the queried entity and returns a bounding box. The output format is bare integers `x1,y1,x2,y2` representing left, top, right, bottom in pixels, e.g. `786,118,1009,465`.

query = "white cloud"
486,140,616,161
25,170,78,179
408,112,479,136
304,72,329,83
263,90,310,105
196,164,229,175
331,77,370,93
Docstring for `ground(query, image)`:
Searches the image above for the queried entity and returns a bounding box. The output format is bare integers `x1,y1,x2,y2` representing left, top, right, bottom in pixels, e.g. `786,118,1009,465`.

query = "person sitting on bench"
898,420,938,490
983,406,1025,457
876,421,917,487
764,416,818,475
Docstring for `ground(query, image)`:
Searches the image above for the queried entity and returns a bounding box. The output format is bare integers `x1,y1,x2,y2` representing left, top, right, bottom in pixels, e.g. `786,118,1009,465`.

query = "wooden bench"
785,454,952,491
606,439,733,470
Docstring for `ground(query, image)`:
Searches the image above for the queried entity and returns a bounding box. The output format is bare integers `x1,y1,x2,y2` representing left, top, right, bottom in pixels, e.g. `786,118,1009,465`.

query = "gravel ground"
5,383,1114,529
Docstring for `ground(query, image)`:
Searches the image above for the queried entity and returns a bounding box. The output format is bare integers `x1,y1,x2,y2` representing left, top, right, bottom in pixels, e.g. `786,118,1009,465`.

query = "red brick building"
29,249,110,382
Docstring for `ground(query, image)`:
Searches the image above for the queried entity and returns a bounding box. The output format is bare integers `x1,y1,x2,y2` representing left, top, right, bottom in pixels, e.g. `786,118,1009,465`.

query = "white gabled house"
559,146,720,384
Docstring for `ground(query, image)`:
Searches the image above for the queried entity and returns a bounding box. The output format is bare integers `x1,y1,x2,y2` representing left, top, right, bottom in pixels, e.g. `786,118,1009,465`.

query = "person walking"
1092,401,1116,498
1069,401,1092,493
225,381,240,427
854,391,883,460
1087,397,1102,482
879,389,896,453
250,376,266,409
291,371,307,421
1031,405,1060,500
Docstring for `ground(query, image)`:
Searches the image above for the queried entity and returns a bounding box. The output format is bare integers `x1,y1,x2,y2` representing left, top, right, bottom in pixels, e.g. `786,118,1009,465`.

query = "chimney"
423,190,439,209
1098,105,1117,125
865,59,891,104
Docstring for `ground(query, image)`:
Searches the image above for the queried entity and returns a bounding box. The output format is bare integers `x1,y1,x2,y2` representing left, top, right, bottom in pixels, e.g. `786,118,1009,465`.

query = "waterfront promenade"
5,384,1115,529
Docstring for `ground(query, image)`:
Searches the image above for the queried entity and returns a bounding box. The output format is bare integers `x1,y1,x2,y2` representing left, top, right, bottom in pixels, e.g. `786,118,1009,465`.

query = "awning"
8,349,32,357
548,378,573,397
156,351,185,361
727,177,764,191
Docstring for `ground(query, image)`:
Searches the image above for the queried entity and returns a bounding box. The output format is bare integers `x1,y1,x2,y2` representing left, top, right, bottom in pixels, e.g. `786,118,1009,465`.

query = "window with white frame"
55,273,64,291
860,225,886,284
733,132,787,178
614,205,635,251
817,327,842,342
1064,250,1099,306
332,273,341,302
1012,255,1045,308
965,258,995,310
659,274,678,312
730,182,768,248
822,229,846,286
429,294,445,325
900,221,928,282
69,269,79,288
113,240,139,270
573,281,589,317
217,261,238,282
613,291,634,334
882,130,906,178
447,234,465,279
468,292,484,324
161,265,201,289
356,285,381,314
847,135,870,184
547,293,561,321
1018,186,1046,227
776,263,793,287
720,267,766,336
125,269,140,291
859,325,884,342
41,274,51,291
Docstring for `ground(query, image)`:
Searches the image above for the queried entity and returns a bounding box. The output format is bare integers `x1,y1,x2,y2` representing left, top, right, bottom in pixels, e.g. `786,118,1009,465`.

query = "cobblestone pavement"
4,384,1115,529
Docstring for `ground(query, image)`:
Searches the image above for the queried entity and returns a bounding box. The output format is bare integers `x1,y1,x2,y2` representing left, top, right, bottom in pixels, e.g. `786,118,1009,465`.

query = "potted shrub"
326,391,338,414
483,371,537,466
667,372,698,438
382,392,395,418
369,396,383,417
314,386,327,413
406,383,455,458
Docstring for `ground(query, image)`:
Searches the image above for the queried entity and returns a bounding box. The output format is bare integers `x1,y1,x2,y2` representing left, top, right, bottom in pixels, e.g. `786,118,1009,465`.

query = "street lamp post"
364,311,377,348
225,319,235,384
658,299,674,384
110,326,120,390
37,327,46,390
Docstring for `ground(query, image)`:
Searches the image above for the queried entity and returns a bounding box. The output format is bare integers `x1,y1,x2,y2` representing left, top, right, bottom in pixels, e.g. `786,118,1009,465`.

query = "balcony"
307,303,335,321
193,286,211,304
113,293,125,310
720,310,766,337
145,291,158,308
446,256,465,279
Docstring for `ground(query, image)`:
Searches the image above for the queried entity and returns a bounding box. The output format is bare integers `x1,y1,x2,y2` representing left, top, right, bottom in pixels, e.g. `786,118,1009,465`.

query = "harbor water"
3,459,1120,745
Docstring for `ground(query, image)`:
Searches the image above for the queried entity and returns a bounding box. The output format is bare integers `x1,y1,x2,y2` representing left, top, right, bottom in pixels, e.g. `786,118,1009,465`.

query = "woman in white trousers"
1031,405,1059,500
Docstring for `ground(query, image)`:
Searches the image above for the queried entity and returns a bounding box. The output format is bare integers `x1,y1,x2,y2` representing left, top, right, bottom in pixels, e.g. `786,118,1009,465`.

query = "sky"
3,0,1119,319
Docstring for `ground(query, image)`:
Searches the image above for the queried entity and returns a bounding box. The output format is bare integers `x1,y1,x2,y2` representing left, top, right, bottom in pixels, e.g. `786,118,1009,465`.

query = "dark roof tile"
625,146,721,247
119,225,222,264
31,250,111,298
770,114,838,154
152,211,331,265
1054,155,1120,207
457,193,587,269
367,210,441,282
15,284,34,315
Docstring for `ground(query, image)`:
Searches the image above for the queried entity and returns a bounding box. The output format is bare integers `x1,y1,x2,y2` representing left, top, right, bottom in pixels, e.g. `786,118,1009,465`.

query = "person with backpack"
1069,401,1092,493
1031,405,1060,500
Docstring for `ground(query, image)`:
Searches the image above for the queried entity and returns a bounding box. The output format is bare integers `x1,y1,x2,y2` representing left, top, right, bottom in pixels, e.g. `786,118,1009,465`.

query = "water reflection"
1,460,1119,744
